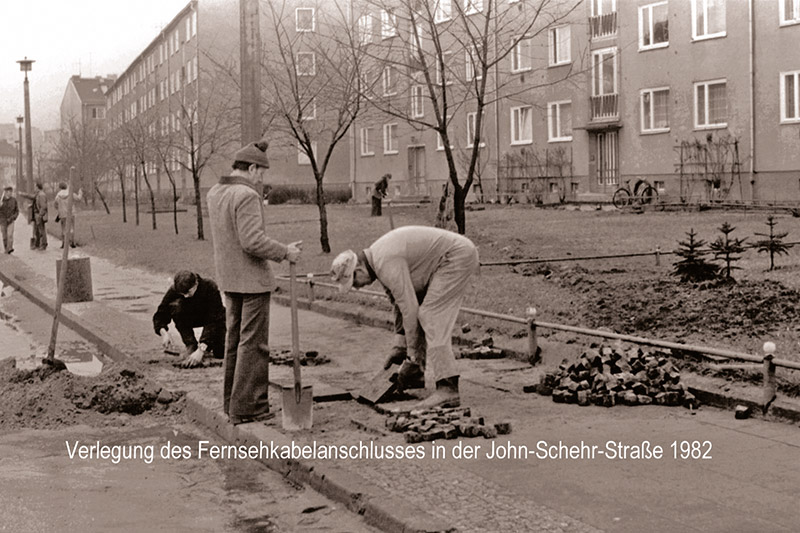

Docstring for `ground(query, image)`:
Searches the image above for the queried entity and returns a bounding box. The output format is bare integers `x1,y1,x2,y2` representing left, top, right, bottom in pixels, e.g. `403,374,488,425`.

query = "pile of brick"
533,345,700,409
385,406,512,443
458,335,505,359
269,350,330,366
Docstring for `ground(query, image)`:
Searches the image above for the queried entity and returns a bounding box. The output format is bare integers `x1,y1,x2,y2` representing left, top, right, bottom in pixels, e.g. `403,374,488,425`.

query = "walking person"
53,182,83,248
30,182,48,250
371,173,391,216
206,140,302,425
0,185,19,254
331,226,480,409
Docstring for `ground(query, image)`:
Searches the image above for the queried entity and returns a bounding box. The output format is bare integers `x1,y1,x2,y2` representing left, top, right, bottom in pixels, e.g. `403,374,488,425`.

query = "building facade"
60,75,115,134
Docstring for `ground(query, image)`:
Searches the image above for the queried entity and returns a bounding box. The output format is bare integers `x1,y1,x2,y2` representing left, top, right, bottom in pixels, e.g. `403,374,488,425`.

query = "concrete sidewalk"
2,218,799,532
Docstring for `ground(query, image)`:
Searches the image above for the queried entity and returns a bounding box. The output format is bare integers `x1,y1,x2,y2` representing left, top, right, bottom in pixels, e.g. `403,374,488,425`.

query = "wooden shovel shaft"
47,167,75,361
289,261,302,402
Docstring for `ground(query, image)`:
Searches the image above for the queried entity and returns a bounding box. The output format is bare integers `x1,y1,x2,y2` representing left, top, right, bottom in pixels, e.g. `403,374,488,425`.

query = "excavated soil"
0,358,186,430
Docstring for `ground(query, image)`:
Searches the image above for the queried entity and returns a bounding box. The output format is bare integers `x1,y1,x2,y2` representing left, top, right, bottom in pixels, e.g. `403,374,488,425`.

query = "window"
296,52,316,76
301,98,316,120
691,0,725,40
548,101,573,141
174,30,181,52
781,70,800,122
781,0,800,24
511,36,532,73
465,45,483,81
186,60,193,84
694,79,727,128
186,16,192,41
383,123,398,154
591,0,616,16
640,2,669,49
360,127,375,156
641,87,670,132
549,25,571,66
465,0,484,15
297,142,317,165
435,0,452,22
358,14,372,45
381,10,397,39
383,66,396,96
192,56,198,81
296,8,315,32
192,11,197,37
466,112,485,147
91,107,105,119
511,106,532,144
436,51,453,85
411,85,425,117
592,48,617,96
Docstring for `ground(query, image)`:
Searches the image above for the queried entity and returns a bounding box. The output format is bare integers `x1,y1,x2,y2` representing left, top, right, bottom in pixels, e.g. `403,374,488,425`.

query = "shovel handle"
289,261,302,402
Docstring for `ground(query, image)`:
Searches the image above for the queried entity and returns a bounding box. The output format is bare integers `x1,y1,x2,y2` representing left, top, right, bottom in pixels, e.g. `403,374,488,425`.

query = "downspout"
748,0,756,202
493,0,500,202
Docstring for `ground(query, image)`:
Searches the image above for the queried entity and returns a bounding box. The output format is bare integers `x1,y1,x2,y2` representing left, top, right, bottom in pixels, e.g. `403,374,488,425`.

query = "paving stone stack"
385,406,512,443
534,345,700,409
269,350,330,366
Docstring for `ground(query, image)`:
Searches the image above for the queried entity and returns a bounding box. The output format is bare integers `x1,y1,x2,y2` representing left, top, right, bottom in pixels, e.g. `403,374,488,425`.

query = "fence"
277,271,800,413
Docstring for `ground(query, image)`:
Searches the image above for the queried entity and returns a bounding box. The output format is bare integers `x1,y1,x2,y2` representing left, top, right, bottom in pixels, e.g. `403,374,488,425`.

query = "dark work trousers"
371,196,382,216
223,292,271,419
0,221,14,252
170,300,226,357
32,216,47,249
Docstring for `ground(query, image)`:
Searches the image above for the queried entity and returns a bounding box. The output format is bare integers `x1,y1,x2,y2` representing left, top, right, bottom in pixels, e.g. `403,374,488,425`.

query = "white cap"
330,250,358,293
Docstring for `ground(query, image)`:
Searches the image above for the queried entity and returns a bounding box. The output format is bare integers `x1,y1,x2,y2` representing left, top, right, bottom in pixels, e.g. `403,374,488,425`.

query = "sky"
0,0,192,130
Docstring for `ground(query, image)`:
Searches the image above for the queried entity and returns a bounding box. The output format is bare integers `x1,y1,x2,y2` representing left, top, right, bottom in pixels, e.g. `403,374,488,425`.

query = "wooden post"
655,245,661,266
762,341,777,413
306,273,315,302
526,306,538,365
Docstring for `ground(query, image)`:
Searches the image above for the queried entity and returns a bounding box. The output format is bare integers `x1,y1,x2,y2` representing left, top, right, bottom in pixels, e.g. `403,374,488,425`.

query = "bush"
267,185,351,205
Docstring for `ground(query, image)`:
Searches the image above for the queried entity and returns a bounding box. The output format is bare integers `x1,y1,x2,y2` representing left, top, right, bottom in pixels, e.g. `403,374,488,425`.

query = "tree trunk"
134,167,140,226
171,175,179,235
315,176,330,253
453,184,467,235
118,170,127,223
93,183,111,215
141,163,157,230
193,170,204,240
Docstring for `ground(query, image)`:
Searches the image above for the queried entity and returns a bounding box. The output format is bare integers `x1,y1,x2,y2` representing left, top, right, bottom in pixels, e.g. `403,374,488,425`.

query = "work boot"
394,361,424,391
412,376,460,410
383,345,407,370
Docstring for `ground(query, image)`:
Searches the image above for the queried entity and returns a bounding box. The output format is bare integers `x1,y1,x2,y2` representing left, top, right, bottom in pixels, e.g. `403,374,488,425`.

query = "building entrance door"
407,146,427,196
594,130,619,187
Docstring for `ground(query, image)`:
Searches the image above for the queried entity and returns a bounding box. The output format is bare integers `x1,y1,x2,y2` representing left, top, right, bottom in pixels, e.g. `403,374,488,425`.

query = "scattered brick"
385,406,509,441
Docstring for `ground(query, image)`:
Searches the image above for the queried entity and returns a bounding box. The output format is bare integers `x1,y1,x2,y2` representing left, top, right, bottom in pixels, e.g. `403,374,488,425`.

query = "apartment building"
349,0,800,204
60,75,116,135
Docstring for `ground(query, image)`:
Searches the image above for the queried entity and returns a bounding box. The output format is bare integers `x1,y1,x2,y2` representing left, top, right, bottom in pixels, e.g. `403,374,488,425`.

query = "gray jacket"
207,175,288,293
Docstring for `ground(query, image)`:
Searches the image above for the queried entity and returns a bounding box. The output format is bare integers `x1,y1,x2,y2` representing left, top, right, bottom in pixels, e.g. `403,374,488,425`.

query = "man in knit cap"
207,140,302,425
331,226,480,409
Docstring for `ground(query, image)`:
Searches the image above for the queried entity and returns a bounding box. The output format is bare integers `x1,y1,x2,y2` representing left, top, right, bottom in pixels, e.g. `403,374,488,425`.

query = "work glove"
383,345,407,370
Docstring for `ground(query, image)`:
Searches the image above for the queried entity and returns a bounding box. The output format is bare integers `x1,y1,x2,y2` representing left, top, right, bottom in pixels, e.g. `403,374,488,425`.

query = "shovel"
281,261,313,430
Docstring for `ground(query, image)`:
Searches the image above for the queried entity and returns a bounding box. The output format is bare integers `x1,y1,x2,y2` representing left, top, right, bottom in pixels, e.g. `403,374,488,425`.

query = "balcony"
590,93,618,121
590,12,617,40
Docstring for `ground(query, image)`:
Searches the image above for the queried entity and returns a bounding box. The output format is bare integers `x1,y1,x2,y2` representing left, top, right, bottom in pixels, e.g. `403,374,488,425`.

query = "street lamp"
17,57,35,193
16,115,23,193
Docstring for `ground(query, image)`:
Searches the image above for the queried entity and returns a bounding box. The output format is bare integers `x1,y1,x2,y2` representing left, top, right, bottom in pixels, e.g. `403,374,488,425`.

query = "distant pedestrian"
0,185,19,254
30,182,48,250
153,271,226,368
331,226,480,410
53,182,83,248
207,140,302,425
371,173,391,216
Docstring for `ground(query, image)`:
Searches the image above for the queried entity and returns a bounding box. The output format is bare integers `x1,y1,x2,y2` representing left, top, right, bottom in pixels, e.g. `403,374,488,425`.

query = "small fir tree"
673,228,719,282
754,216,793,271
709,222,746,278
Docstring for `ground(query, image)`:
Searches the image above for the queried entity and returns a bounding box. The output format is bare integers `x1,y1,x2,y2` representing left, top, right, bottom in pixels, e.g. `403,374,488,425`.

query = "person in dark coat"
371,173,391,216
30,182,48,250
0,185,19,254
153,271,227,368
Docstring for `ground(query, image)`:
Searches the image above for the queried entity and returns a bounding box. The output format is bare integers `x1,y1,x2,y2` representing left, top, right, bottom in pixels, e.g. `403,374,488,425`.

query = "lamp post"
17,57,35,194
16,116,23,194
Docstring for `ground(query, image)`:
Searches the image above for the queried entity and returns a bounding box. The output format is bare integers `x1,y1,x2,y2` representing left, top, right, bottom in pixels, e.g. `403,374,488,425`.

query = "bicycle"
612,179,659,209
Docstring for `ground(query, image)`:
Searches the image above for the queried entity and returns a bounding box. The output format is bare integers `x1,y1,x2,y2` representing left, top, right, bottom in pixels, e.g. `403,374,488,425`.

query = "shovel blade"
281,385,314,430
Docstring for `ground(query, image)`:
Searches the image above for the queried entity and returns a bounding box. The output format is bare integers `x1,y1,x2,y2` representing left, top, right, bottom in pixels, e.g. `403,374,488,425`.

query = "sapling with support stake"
754,215,792,271
709,222,746,279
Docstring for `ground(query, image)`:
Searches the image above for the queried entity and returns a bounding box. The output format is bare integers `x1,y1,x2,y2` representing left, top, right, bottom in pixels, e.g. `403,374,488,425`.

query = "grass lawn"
65,203,800,364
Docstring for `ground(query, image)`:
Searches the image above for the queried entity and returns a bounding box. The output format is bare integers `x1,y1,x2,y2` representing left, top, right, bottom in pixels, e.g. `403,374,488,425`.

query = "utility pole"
240,0,262,145
16,116,23,193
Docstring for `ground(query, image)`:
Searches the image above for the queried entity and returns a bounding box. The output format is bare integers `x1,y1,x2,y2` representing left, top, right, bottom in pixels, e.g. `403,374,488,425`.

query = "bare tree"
354,0,581,234
261,0,364,253
55,119,111,213
121,119,158,230
106,129,132,223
